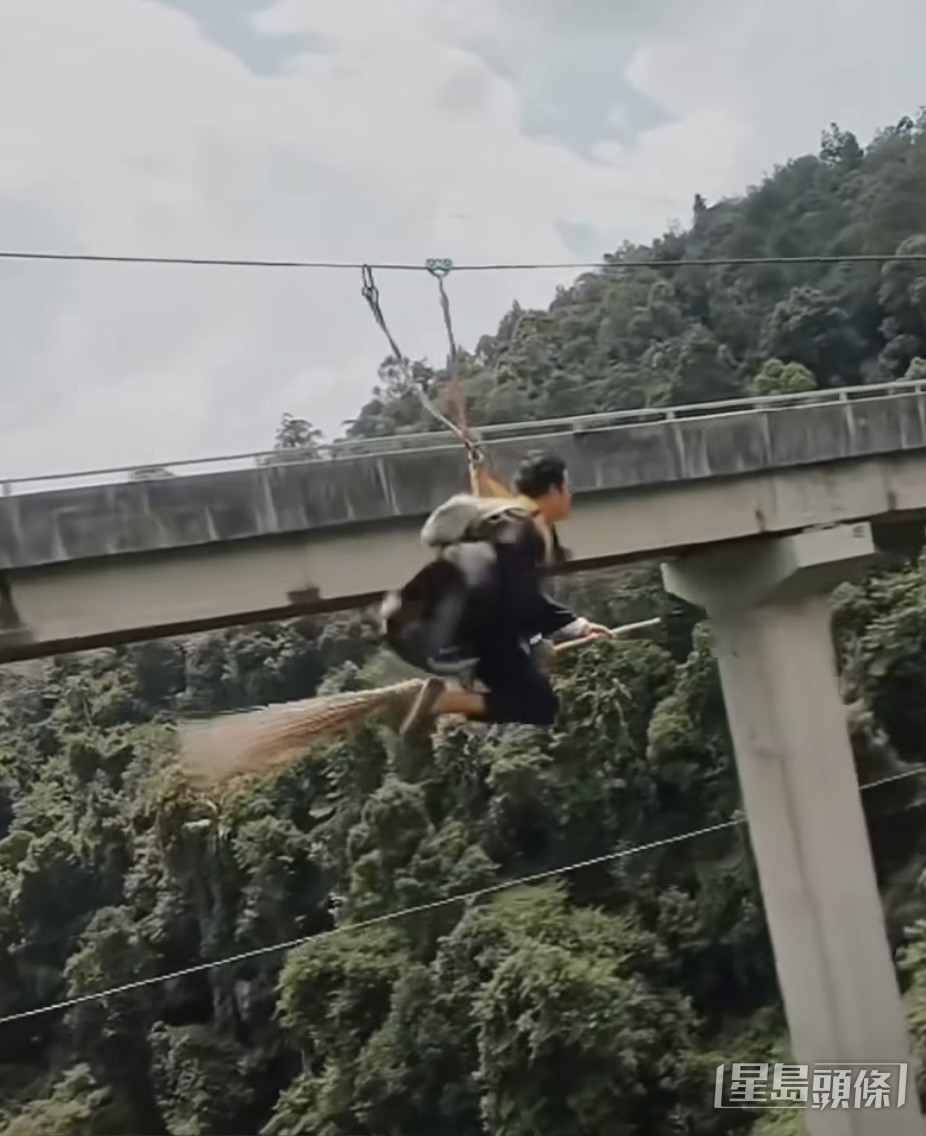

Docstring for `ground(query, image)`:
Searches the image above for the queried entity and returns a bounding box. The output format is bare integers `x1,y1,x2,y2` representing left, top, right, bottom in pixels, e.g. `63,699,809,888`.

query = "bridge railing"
3,379,924,498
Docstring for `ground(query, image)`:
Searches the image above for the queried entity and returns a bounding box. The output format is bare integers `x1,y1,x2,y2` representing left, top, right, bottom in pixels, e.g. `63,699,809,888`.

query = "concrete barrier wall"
3,391,926,571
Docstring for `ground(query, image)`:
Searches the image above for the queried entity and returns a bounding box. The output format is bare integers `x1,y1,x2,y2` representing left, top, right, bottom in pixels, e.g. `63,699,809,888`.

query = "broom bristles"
178,618,663,791
178,679,424,790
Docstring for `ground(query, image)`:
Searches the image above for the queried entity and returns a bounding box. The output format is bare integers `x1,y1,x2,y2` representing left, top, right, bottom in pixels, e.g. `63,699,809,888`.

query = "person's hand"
581,621,614,639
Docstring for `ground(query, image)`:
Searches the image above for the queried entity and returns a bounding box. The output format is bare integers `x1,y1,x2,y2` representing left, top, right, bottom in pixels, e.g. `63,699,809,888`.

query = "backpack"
420,493,552,559
380,494,563,678
378,496,528,679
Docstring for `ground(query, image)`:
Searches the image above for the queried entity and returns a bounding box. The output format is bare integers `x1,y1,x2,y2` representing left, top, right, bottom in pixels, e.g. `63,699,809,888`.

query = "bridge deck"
2,382,926,572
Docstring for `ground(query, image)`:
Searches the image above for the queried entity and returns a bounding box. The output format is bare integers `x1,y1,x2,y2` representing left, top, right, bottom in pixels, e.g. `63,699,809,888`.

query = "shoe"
400,677,446,739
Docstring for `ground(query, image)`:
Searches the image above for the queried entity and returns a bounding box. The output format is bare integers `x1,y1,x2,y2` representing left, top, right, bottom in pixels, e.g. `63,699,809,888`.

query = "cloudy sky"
1,0,925,483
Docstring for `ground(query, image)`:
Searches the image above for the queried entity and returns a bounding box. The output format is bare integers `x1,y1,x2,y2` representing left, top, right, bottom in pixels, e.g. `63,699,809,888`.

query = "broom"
178,618,661,790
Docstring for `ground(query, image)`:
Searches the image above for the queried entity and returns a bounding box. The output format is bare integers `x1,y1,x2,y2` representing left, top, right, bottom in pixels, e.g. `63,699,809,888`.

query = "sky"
1,0,925,484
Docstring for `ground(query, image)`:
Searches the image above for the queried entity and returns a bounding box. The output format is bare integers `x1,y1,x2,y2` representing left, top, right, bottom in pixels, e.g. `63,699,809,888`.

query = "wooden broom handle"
551,617,662,657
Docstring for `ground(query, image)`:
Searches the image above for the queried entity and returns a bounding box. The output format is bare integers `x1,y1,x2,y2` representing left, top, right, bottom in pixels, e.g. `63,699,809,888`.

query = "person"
381,451,613,737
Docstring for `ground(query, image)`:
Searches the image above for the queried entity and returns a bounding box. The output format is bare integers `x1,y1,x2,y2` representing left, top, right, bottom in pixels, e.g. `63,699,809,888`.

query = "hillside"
3,115,926,1135
346,115,926,441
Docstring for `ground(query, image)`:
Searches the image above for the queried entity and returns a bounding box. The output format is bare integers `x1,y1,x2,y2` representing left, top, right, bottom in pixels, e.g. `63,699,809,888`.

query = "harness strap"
360,264,477,454
424,258,492,495
360,262,519,504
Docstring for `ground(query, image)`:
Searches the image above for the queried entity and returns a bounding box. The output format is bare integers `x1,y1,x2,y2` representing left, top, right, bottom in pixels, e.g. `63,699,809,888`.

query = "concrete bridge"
3,380,926,1131
3,380,926,661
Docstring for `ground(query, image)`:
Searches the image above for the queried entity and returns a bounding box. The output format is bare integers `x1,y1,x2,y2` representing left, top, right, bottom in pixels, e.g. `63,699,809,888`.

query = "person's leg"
474,637,558,726
399,637,558,736
399,678,484,737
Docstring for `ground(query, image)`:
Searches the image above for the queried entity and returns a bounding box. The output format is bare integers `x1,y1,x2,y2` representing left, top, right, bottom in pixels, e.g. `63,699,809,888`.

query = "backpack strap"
512,495,554,564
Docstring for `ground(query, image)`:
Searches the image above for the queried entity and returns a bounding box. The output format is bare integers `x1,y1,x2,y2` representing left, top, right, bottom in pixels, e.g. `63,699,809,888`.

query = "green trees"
260,414,328,467
6,564,925,1133
6,112,926,1133
749,358,816,396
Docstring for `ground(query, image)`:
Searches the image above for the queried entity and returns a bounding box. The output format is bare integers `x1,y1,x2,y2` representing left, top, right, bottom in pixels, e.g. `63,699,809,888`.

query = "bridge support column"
662,523,923,1136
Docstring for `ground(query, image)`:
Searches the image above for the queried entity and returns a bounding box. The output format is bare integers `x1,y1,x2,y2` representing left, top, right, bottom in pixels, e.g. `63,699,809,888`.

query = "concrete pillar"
662,523,923,1136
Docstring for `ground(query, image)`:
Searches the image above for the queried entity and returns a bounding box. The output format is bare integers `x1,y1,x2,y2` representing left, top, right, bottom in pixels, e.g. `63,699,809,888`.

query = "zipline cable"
3,251,926,271
1,762,924,1027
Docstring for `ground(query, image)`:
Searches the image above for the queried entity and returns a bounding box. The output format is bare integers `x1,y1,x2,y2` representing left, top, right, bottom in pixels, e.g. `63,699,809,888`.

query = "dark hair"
513,452,567,499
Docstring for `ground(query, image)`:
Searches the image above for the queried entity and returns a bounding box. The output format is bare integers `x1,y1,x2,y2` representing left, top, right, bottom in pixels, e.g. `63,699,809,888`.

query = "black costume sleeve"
493,517,578,639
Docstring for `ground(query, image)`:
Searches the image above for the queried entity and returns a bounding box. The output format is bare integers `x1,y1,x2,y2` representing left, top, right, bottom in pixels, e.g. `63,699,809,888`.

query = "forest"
3,112,926,1135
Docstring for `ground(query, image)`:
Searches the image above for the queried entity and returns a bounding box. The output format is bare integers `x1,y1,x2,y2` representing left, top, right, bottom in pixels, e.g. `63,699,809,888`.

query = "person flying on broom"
381,451,614,737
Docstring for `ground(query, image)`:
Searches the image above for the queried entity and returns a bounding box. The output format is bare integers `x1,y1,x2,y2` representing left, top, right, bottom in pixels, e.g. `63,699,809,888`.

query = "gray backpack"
420,493,538,550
